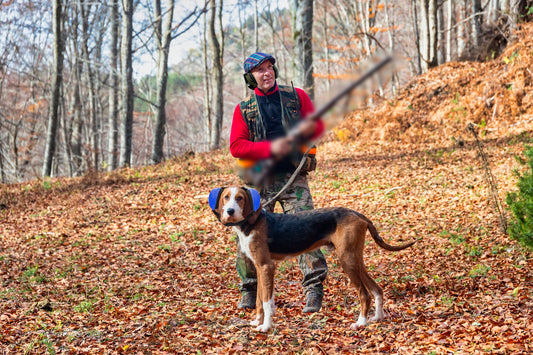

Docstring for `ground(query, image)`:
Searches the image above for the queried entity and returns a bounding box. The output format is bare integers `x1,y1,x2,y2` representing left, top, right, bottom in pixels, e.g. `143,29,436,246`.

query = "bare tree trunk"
419,0,438,71
254,0,259,52
120,0,134,167
508,0,522,32
357,0,372,57
293,0,314,99
383,0,398,93
80,0,99,170
203,11,211,153
411,0,422,74
0,122,5,182
457,0,467,58
323,0,331,92
93,9,106,167
108,0,119,171
428,0,438,68
238,3,247,98
438,2,445,64
487,0,499,25
151,0,175,164
0,143,4,184
472,0,482,48
59,85,72,177
208,0,224,151
43,0,64,177
446,0,453,62
419,0,429,72
68,3,84,176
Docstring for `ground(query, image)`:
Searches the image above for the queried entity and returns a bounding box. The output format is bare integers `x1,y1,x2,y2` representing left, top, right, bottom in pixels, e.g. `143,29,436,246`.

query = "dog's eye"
235,196,243,202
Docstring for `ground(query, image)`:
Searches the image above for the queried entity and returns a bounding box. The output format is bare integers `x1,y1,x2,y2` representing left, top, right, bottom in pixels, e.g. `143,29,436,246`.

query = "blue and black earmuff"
208,187,225,217
244,187,262,213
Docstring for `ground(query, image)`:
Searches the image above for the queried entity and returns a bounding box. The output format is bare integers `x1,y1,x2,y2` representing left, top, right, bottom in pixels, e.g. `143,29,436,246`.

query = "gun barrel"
306,56,392,122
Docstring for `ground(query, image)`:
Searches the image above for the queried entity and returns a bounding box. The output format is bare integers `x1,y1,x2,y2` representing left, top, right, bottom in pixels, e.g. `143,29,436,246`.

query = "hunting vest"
239,85,317,174
240,85,301,142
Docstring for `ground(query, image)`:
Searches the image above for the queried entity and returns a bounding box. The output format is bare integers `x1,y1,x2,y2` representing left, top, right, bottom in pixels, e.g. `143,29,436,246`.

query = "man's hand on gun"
295,120,317,140
270,137,292,160
271,120,318,160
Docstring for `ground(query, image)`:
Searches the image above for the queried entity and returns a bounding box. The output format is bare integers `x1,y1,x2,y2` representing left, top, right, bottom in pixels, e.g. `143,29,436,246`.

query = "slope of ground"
336,23,533,149
1,24,533,355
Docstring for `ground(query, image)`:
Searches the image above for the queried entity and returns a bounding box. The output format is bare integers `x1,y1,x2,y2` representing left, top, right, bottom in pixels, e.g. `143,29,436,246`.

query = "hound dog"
209,186,416,332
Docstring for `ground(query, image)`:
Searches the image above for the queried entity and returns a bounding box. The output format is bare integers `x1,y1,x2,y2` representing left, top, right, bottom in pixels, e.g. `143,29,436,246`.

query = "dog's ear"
209,187,225,212
244,187,261,212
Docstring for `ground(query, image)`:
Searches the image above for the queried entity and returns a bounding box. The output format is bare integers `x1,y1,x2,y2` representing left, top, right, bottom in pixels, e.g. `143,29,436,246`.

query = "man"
229,52,328,313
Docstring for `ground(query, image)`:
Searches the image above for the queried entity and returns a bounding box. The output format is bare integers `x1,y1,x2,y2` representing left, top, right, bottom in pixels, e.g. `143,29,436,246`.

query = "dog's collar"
240,211,265,235
219,209,264,228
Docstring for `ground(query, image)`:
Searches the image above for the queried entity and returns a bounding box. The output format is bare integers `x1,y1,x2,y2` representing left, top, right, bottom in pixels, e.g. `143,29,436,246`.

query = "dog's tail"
355,211,417,251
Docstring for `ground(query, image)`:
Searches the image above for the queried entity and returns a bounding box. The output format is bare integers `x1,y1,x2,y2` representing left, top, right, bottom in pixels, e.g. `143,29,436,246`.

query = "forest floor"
2,24,533,355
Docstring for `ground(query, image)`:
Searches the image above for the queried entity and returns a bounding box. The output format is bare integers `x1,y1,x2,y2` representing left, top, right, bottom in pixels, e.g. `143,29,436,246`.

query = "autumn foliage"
1,23,533,355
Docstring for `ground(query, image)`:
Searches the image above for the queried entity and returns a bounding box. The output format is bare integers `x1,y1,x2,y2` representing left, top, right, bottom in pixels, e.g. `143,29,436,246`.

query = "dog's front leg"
254,262,275,332
250,268,264,328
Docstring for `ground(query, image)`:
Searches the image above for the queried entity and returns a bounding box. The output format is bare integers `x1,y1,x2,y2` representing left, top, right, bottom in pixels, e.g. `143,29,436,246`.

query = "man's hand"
270,137,292,159
293,119,317,139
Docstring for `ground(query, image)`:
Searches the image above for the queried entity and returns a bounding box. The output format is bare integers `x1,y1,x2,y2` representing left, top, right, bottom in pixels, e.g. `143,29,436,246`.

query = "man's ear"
244,187,261,212
209,187,225,212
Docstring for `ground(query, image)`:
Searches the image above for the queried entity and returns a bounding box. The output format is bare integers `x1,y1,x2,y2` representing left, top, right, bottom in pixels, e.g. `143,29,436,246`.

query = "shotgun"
239,56,393,186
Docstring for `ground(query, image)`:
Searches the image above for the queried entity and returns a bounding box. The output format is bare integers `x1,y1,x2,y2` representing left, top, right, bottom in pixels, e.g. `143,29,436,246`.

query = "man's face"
251,60,276,92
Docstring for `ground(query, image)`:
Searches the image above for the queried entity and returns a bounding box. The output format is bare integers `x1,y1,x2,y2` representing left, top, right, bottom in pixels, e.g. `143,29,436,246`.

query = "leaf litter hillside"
1,25,533,354
340,23,533,148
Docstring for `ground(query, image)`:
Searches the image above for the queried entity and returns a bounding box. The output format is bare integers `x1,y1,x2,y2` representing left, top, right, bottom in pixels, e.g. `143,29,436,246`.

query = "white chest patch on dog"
234,227,255,264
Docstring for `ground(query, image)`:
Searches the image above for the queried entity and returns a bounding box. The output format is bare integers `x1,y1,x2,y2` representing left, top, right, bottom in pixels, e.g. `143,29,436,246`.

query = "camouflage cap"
243,52,276,73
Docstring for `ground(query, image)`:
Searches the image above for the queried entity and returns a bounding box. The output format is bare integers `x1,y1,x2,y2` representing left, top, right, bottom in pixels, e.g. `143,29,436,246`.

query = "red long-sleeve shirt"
229,85,324,160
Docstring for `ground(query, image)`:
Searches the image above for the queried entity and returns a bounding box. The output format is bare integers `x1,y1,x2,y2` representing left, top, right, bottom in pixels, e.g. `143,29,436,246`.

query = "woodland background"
1,0,533,353
1,0,532,182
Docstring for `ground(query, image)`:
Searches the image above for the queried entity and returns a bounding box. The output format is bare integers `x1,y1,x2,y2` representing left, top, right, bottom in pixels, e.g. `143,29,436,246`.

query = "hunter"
229,52,328,313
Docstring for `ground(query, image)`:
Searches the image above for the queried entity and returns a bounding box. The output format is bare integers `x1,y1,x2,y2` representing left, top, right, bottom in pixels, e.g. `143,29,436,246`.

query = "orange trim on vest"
301,146,317,155
237,159,257,168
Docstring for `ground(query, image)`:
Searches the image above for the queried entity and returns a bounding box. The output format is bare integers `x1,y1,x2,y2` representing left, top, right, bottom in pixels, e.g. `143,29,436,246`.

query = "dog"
209,186,416,332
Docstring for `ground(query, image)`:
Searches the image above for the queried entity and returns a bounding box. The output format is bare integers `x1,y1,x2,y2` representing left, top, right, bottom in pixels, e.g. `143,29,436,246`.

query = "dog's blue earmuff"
245,188,261,212
209,187,224,212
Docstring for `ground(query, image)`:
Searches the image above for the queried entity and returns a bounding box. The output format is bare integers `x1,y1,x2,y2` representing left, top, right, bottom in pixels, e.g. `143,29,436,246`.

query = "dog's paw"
350,315,367,329
350,322,366,330
250,315,262,327
370,313,385,322
255,324,271,332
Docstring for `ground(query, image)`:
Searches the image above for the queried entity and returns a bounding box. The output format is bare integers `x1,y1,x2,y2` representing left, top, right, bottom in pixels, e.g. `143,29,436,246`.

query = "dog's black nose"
227,208,235,216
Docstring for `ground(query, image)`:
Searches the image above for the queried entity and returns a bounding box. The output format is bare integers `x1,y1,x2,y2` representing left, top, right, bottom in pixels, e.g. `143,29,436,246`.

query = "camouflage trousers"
236,174,328,297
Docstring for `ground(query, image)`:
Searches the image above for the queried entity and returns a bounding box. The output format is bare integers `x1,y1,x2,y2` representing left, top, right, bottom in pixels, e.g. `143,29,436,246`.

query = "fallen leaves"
1,136,532,353
2,25,533,353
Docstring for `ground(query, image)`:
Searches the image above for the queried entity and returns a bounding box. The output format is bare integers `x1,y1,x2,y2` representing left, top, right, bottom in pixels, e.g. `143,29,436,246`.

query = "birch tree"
418,0,438,72
108,0,120,171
